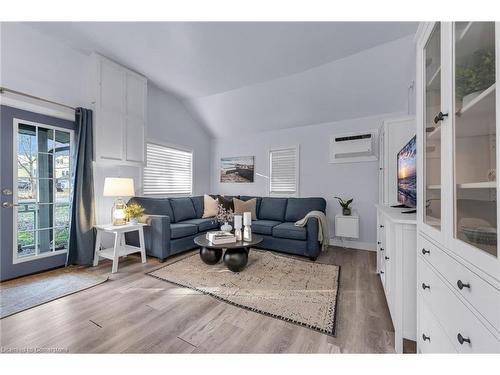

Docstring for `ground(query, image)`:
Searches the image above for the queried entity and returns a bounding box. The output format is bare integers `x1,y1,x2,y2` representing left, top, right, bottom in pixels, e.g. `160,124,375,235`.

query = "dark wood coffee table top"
194,233,263,249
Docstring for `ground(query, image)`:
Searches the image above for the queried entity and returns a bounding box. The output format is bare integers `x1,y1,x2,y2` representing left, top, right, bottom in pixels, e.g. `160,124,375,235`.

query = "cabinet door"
124,72,146,164
423,24,443,234
452,22,498,275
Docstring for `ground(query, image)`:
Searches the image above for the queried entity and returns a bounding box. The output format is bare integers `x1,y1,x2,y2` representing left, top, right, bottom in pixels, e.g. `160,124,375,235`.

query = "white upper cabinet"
92,53,147,166
417,22,500,281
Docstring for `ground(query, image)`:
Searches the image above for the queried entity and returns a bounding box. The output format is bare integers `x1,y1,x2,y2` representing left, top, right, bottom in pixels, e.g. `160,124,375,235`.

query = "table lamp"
103,177,135,225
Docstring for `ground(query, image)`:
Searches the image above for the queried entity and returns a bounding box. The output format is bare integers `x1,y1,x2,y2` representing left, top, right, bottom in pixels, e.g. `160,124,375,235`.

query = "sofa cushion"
240,195,261,216
272,222,307,241
251,220,281,235
170,223,198,239
190,196,204,218
258,197,288,221
233,197,257,220
170,198,197,222
127,197,175,221
285,197,327,222
182,218,218,232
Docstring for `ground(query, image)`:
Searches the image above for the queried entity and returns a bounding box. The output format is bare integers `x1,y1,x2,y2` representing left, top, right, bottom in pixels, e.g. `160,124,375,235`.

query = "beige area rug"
0,267,108,318
148,250,340,335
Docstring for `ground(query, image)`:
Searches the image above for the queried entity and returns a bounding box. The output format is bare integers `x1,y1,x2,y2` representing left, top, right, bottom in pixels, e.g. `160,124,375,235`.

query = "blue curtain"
68,108,95,265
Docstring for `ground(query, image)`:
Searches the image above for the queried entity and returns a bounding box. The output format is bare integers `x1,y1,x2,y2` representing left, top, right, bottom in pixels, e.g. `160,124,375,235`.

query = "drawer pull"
457,280,470,290
380,225,384,228
380,271,384,274
421,283,430,290
385,256,390,260
422,333,431,342
457,333,471,345
421,248,430,255
380,248,384,252
377,241,381,245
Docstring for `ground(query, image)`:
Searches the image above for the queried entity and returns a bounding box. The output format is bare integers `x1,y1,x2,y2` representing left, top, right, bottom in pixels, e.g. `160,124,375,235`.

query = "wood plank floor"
0,246,413,353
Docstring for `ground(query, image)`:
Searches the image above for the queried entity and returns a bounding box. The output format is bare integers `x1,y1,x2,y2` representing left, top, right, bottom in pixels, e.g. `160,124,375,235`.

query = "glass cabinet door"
454,22,497,258
423,23,442,231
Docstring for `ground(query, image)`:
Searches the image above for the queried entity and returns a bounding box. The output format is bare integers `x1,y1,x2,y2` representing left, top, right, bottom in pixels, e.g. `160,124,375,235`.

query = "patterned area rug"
0,268,108,319
148,249,340,335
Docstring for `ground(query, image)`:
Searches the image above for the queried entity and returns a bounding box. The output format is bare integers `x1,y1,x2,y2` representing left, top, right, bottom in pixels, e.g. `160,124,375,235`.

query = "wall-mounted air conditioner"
329,129,378,163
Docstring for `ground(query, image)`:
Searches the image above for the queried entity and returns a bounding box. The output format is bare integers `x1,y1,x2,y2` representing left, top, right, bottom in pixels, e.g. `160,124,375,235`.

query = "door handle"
2,202,19,208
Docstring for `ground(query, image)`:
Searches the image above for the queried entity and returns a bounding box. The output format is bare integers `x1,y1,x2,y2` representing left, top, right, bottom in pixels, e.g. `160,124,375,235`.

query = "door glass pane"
424,23,442,230
56,179,71,202
37,204,54,229
38,128,54,153
37,229,53,253
17,204,36,232
55,203,70,227
17,231,35,258
17,124,37,203
54,227,69,251
454,22,497,257
38,153,54,178
38,179,54,204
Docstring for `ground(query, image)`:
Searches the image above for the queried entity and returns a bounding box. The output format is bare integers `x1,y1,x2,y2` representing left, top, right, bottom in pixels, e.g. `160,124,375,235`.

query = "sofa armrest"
306,217,321,257
125,214,171,261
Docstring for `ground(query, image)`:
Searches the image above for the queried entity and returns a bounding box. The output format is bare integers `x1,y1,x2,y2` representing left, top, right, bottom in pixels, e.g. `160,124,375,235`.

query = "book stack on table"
206,231,237,245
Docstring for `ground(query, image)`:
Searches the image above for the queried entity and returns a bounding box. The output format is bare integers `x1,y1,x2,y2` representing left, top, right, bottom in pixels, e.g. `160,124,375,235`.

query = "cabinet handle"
380,225,384,228
380,248,384,252
380,271,385,274
421,283,430,290
457,280,471,290
457,333,471,345
434,111,448,124
422,248,430,255
385,256,390,260
377,241,381,245
422,333,431,342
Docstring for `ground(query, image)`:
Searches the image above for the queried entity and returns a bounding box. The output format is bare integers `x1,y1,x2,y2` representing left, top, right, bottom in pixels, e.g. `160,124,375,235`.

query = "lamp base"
112,198,127,226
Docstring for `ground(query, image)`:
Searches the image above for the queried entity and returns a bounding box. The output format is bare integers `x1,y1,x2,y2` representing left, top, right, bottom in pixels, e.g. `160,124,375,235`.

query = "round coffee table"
194,234,263,272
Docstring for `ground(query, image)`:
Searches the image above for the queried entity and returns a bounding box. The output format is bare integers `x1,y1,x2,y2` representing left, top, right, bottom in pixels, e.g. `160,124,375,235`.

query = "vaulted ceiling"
27,22,418,137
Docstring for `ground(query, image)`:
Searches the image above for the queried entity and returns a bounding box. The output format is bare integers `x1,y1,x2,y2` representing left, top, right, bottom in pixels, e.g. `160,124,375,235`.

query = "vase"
343,208,351,216
221,222,232,232
129,218,138,225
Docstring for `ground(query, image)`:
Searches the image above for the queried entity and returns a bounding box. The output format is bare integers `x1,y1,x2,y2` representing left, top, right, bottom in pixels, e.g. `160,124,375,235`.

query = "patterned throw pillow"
233,198,257,220
202,194,218,218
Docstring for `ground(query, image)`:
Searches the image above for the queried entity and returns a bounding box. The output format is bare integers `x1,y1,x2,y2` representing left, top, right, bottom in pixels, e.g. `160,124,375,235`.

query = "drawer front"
418,234,500,332
418,257,500,353
418,299,456,353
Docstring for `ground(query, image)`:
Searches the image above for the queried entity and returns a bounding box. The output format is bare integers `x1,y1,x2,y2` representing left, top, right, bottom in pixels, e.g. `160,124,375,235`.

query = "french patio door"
0,106,75,281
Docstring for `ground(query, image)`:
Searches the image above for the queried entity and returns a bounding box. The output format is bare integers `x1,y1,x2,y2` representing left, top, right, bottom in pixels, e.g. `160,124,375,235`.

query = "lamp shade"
103,177,135,197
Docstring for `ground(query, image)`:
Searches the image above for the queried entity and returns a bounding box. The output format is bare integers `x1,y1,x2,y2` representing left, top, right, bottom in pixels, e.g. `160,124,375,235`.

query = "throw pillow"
233,198,257,220
202,194,218,218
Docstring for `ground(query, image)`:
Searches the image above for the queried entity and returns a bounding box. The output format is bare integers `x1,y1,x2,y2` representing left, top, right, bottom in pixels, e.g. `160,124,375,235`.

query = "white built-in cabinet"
416,22,500,353
376,205,417,353
92,53,147,166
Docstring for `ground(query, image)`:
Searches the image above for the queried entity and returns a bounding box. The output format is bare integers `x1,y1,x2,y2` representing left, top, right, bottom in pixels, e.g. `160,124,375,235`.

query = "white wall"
211,112,408,249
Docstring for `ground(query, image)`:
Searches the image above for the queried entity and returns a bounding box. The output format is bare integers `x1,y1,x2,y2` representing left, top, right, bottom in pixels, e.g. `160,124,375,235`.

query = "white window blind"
269,146,299,196
143,143,193,195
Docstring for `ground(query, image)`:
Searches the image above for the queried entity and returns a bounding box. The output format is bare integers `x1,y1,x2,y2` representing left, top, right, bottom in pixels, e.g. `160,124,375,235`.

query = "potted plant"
216,202,234,232
125,203,145,225
334,196,353,216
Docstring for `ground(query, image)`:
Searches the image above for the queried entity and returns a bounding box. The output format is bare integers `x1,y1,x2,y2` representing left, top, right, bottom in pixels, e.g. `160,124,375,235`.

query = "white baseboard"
329,238,376,252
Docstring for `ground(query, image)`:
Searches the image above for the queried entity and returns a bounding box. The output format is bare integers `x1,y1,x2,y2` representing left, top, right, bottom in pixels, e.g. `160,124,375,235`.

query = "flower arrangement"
125,203,145,224
334,196,353,216
215,202,234,224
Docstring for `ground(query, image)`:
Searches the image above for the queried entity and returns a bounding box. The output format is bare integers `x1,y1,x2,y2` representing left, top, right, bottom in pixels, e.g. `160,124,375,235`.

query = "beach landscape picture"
220,156,255,183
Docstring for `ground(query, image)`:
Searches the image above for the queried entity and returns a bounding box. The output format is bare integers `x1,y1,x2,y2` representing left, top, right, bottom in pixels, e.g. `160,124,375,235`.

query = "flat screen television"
397,135,417,208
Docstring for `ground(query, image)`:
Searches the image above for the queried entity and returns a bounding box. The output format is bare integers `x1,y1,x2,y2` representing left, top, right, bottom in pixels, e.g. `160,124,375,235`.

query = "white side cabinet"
416,22,500,353
92,53,147,166
376,204,417,353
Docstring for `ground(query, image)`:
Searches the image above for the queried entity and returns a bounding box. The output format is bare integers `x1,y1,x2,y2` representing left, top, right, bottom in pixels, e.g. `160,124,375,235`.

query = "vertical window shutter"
270,147,298,195
143,143,193,195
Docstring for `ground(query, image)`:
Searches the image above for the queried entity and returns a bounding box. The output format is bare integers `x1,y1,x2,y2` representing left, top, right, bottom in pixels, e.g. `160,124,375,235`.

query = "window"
143,142,193,195
269,146,299,196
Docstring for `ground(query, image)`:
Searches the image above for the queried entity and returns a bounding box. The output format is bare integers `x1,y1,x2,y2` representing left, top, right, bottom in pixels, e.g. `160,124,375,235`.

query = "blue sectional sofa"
125,195,326,262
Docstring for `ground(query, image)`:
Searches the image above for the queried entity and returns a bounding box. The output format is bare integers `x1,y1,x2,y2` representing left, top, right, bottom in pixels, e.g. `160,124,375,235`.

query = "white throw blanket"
295,211,330,251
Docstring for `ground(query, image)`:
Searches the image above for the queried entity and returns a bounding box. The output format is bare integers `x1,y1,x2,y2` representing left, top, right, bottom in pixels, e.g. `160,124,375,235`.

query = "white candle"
243,212,252,226
234,215,242,229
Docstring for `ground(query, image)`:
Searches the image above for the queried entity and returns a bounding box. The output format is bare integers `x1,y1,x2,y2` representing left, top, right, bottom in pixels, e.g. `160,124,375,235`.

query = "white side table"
93,223,147,273
334,213,360,239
